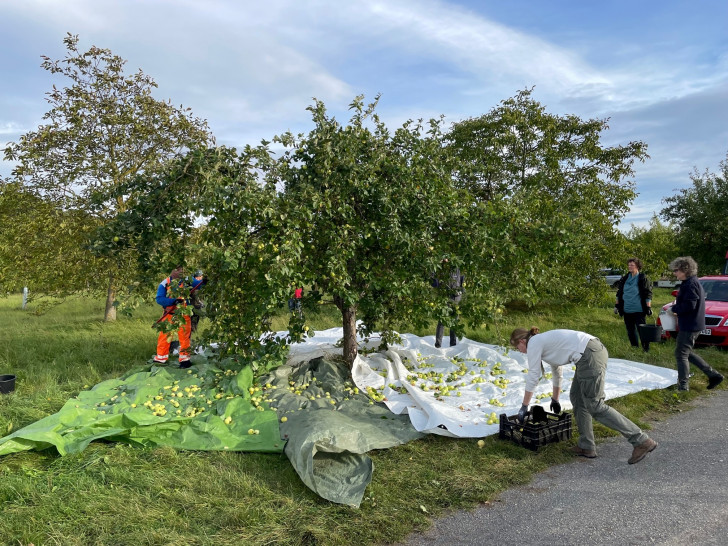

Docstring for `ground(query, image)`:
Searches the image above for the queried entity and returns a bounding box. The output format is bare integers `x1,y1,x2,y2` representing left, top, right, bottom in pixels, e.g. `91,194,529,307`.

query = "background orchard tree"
623,215,679,280
3,33,212,320
0,179,104,299
445,88,648,304
661,152,728,274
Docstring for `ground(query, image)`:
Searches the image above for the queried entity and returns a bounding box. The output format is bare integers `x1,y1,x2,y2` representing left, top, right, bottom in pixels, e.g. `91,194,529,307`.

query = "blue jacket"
671,275,705,332
156,276,204,309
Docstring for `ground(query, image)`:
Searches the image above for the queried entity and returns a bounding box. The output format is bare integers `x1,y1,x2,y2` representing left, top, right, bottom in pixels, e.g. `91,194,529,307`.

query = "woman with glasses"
668,256,724,391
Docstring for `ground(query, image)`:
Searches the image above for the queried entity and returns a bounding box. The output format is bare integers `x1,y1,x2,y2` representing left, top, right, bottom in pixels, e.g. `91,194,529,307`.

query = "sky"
1,0,727,229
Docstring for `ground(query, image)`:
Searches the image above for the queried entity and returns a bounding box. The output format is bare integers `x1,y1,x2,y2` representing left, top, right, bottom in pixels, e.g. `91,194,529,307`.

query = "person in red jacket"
153,267,203,368
288,287,303,318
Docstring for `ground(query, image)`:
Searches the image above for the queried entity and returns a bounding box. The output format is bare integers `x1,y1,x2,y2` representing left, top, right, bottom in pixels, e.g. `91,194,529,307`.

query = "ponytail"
510,326,540,347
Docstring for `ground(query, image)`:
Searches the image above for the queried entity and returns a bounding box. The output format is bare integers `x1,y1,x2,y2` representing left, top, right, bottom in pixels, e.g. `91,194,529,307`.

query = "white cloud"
0,122,25,136
2,0,727,221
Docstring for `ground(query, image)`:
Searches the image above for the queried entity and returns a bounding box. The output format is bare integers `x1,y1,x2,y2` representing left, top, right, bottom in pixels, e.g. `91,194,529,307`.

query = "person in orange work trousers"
153,267,204,368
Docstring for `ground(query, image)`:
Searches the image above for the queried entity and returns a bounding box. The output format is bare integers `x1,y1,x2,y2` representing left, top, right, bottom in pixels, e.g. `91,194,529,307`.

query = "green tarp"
0,353,424,507
0,353,283,456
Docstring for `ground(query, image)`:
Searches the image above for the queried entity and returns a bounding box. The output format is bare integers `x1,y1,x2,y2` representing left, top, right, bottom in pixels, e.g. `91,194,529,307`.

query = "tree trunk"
335,295,358,369
104,271,117,322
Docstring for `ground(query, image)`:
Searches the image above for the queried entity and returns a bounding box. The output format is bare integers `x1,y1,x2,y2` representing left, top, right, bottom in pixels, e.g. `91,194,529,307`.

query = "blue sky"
1,0,727,228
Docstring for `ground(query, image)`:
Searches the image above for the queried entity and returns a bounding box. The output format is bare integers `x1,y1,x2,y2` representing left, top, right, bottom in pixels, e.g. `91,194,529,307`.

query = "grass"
0,290,726,545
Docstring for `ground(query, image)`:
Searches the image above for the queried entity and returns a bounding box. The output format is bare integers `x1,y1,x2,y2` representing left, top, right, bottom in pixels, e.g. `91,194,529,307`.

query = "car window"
701,280,728,302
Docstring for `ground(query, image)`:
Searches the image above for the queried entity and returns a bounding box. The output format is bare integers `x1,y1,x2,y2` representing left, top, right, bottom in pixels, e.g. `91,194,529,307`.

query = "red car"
657,275,728,346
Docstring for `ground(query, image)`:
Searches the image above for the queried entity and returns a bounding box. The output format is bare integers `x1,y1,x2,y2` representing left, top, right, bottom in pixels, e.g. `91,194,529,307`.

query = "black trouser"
675,330,721,389
623,312,647,349
435,322,457,347
435,295,461,347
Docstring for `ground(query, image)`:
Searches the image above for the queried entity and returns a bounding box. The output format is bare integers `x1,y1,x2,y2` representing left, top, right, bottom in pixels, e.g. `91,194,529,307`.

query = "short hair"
669,256,698,277
627,257,643,271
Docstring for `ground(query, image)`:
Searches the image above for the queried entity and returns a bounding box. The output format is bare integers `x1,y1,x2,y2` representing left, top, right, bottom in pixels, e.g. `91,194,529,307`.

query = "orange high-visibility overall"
153,275,192,365
154,314,191,364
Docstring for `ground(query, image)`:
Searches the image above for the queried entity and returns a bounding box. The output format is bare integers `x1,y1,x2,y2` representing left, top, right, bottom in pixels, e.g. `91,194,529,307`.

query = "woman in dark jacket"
615,258,652,351
669,256,723,391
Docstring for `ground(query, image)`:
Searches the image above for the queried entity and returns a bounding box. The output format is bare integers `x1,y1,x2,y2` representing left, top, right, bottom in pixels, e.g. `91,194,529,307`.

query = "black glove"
517,404,529,423
550,398,561,414
176,298,186,304
647,308,653,316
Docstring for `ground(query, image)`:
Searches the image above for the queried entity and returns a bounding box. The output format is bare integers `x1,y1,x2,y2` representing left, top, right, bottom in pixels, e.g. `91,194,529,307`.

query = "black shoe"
707,375,724,390
434,342,441,348
179,361,192,369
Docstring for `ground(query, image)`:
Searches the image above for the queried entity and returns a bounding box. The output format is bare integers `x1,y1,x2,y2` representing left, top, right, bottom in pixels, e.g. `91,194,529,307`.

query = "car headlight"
724,317,728,327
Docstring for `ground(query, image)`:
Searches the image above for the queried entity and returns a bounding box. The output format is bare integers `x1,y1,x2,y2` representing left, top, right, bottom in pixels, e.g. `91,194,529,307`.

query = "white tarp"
288,328,678,438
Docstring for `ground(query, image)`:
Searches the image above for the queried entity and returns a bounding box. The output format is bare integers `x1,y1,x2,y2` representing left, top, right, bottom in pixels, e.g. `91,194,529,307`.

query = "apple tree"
101,143,298,366
3,33,212,320
273,96,510,366
119,97,514,369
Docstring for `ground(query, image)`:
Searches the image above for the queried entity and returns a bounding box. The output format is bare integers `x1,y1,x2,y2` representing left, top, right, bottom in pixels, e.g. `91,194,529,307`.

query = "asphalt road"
399,389,728,546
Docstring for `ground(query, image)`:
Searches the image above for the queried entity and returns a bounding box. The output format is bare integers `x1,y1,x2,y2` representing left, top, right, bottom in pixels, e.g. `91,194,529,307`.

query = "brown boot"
628,438,657,464
569,445,596,458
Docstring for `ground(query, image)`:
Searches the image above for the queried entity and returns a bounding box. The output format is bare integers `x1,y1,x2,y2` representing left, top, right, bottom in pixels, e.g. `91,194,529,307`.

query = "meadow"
1,289,725,545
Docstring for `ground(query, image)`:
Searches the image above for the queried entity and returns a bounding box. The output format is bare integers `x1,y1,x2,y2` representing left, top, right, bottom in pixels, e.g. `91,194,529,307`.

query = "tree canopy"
445,88,648,302
0,179,103,296
661,151,728,274
622,215,679,280
273,96,488,364
107,97,503,367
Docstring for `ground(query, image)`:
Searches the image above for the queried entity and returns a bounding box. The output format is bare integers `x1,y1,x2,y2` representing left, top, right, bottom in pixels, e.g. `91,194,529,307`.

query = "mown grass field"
1,290,726,545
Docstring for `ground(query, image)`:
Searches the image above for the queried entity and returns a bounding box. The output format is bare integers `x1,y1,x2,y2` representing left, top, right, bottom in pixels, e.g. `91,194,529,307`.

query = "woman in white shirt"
510,327,658,465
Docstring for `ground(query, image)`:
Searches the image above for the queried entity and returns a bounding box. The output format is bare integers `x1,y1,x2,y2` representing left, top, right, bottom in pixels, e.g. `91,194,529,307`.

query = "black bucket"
638,324,663,343
0,374,16,394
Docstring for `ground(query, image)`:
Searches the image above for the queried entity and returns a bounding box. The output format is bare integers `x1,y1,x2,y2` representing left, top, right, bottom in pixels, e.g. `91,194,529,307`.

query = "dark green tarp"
261,357,424,506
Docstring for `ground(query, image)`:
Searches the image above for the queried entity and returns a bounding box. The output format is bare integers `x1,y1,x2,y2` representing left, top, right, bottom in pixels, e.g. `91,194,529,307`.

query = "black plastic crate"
499,410,572,451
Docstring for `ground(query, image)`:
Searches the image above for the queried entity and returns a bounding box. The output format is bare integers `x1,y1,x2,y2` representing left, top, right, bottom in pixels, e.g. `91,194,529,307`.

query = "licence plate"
700,329,712,336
